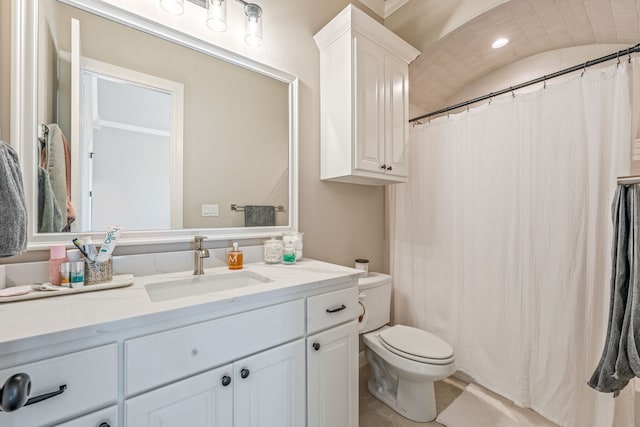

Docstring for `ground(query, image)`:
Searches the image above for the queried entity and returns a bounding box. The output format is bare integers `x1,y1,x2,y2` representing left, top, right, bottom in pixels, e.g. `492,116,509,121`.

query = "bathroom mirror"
13,0,298,249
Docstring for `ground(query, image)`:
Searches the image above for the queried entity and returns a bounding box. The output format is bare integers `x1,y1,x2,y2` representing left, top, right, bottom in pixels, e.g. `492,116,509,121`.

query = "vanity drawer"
0,344,117,427
307,286,358,334
55,405,118,427
125,299,305,396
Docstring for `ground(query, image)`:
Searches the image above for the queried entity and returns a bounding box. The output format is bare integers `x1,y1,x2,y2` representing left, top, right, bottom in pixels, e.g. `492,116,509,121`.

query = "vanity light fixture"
241,1,263,46
160,0,264,46
207,0,227,32
491,37,509,49
160,0,185,15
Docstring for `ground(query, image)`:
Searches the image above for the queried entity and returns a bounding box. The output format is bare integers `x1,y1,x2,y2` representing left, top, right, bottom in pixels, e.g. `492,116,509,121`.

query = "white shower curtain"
389,61,636,426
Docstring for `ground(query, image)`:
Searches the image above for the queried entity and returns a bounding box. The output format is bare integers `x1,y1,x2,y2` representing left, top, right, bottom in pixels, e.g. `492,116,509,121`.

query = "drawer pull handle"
312,342,321,351
326,304,346,313
221,375,232,386
386,166,393,171
0,373,67,412
23,384,67,408
380,164,387,169
98,423,111,427
240,368,250,379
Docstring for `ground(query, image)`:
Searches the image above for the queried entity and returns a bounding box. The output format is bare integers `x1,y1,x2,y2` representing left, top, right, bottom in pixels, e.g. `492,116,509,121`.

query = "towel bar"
231,204,285,212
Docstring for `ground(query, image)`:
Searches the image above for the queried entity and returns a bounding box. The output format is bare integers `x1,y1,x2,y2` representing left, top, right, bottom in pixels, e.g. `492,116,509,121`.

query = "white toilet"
359,273,455,423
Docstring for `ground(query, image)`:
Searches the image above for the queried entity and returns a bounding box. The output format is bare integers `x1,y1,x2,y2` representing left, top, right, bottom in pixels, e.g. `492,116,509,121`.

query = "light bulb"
207,0,227,32
159,0,184,15
244,3,263,46
491,38,509,49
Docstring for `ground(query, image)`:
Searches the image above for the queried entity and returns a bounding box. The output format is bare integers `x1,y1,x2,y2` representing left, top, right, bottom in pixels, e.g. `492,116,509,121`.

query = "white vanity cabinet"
125,340,305,427
124,300,305,427
306,287,359,427
0,260,360,427
314,4,420,186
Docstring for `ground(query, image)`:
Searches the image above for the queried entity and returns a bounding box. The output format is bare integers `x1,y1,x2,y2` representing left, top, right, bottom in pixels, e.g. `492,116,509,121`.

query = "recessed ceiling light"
492,38,509,49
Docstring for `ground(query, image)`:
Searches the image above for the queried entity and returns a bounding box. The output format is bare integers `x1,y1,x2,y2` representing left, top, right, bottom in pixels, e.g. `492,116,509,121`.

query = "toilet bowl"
359,273,455,423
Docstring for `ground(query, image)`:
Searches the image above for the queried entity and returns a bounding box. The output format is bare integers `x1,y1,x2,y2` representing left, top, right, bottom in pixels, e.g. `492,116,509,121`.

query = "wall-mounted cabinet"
314,5,420,186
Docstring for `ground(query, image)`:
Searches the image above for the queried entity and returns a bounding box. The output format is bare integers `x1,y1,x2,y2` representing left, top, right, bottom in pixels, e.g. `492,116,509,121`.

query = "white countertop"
0,259,361,353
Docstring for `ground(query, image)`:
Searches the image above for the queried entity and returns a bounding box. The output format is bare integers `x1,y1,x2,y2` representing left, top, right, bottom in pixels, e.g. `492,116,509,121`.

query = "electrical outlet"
202,204,219,217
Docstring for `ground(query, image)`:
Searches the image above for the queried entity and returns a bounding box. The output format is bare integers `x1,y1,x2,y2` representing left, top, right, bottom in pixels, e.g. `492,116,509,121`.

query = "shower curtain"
389,61,636,426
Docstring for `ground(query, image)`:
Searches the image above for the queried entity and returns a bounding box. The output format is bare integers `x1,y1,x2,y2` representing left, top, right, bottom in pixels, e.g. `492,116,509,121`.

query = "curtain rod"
409,43,640,123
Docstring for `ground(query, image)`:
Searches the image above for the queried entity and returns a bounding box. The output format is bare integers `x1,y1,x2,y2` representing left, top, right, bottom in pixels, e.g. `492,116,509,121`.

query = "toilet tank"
358,272,392,334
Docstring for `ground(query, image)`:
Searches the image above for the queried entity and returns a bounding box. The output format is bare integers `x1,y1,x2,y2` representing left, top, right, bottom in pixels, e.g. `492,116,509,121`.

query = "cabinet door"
354,35,385,174
234,339,305,427
56,405,118,427
125,364,233,427
307,321,358,427
384,53,410,178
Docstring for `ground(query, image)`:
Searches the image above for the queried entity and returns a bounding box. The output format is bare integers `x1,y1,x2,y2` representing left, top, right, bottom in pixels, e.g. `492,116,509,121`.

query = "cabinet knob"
380,164,386,169
240,368,250,379
221,375,232,387
386,166,393,171
312,342,321,351
0,373,31,412
98,423,111,427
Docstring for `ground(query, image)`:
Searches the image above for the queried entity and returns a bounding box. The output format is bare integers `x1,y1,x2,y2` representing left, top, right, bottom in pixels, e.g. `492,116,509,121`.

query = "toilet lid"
379,325,454,360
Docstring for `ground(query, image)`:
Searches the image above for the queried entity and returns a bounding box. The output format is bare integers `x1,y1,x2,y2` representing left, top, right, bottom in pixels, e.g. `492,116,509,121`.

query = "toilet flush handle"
326,304,346,313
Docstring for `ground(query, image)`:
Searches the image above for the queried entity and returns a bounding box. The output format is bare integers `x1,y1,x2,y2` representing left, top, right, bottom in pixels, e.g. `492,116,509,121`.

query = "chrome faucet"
193,236,210,275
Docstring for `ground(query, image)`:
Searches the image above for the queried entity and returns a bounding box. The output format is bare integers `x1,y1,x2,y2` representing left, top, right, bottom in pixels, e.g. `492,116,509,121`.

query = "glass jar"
263,238,283,264
282,243,296,264
283,231,303,261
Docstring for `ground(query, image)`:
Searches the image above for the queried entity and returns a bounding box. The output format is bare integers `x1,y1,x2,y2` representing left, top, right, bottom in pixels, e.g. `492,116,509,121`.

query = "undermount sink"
145,270,273,302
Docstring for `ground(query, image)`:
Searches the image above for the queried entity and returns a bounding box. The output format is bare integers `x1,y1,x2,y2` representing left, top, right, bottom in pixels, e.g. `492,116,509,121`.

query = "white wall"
1,0,389,273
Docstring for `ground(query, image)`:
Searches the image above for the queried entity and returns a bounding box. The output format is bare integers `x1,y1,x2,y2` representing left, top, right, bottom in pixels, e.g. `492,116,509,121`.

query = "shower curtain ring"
628,48,632,63
543,76,547,89
617,51,621,67
510,87,515,98
581,61,588,77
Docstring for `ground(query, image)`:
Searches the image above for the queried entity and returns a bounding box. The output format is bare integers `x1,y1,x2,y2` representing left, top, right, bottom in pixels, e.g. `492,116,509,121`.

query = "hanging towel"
588,184,640,395
244,205,276,227
40,124,68,229
0,140,27,257
37,166,64,233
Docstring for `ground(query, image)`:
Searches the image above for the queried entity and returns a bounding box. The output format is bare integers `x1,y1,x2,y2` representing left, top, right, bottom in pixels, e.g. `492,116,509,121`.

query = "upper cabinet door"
354,35,385,175
384,53,410,178
234,339,306,427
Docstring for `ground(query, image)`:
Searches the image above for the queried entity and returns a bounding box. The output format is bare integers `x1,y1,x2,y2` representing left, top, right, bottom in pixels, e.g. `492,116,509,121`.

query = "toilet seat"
378,325,454,365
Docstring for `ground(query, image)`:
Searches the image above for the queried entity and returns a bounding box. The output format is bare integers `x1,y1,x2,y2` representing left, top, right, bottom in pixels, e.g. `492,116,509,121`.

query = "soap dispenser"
228,243,243,270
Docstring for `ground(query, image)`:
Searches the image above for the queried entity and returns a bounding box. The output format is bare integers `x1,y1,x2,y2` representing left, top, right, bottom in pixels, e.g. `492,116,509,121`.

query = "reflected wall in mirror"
36,0,291,235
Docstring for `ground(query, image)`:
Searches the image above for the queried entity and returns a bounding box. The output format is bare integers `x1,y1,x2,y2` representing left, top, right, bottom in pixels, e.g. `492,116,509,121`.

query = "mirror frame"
12,0,299,250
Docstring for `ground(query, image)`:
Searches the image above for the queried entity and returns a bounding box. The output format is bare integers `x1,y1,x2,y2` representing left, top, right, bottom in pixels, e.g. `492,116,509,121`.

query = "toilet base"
366,348,438,422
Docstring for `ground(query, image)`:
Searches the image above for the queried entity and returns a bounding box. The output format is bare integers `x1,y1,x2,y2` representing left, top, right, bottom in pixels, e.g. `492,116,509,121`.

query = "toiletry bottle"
282,243,296,264
49,245,67,285
228,243,243,270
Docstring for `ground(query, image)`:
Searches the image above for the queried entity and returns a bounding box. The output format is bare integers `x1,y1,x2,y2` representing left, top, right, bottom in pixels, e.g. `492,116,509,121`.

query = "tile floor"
359,364,463,427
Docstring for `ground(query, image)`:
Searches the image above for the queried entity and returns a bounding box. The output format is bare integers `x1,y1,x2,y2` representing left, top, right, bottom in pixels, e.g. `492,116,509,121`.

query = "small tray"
0,274,134,303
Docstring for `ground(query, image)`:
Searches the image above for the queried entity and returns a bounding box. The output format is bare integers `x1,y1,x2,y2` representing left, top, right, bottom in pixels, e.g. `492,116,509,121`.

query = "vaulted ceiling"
383,0,640,116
